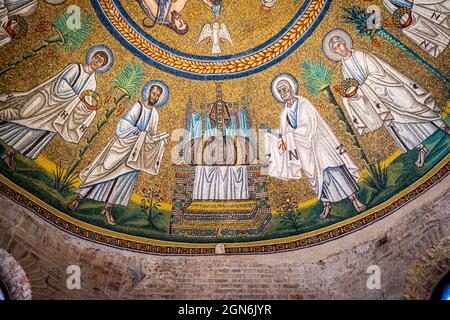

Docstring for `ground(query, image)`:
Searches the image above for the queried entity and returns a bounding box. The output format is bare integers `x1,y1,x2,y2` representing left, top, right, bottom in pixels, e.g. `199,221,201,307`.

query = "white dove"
197,22,232,54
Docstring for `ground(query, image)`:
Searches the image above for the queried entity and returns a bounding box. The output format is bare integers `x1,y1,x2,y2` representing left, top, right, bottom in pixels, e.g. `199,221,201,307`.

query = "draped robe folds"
0,0,9,47
78,102,167,207
0,64,97,159
264,97,360,202
341,49,444,153
193,166,249,200
383,0,449,57
138,0,172,24
2,0,37,13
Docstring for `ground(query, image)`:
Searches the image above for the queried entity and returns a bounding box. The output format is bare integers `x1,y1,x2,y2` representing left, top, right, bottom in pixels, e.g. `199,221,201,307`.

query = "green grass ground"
0,129,449,244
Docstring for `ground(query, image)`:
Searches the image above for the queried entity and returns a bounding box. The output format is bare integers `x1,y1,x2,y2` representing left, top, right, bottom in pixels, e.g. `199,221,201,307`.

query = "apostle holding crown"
68,80,170,226
323,29,450,169
383,0,449,58
0,45,113,171
262,73,366,220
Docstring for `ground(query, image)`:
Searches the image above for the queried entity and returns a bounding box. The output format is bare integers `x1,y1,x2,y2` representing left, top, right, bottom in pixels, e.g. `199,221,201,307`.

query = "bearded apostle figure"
0,45,113,171
67,81,170,226
383,0,449,58
323,29,450,169
262,74,366,220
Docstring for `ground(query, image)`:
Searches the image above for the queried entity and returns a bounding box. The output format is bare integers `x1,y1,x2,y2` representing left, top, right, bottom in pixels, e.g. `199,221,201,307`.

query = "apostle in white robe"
383,0,449,58
68,83,169,225
0,49,110,171
263,74,366,220
327,33,449,168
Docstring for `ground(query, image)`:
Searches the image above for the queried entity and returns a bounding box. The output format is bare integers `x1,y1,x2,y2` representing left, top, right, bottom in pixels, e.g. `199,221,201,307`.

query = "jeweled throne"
169,83,272,239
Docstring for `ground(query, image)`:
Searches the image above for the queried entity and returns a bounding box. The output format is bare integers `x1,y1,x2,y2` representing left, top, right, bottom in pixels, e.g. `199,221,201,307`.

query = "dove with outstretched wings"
197,22,233,54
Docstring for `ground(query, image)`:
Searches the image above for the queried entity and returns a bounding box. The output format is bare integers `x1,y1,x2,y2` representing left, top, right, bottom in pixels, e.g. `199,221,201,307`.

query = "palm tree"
342,4,450,86
300,60,371,166
55,64,146,191
0,11,93,76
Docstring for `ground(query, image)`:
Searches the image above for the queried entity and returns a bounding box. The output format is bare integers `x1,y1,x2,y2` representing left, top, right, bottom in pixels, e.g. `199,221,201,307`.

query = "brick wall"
0,249,32,300
0,175,449,300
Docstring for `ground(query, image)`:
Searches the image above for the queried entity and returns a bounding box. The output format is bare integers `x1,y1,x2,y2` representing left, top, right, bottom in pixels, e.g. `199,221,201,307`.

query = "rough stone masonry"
0,175,449,300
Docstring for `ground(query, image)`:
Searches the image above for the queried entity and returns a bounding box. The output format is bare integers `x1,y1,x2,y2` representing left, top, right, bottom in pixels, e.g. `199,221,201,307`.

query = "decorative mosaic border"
169,166,272,238
91,0,331,80
0,155,448,256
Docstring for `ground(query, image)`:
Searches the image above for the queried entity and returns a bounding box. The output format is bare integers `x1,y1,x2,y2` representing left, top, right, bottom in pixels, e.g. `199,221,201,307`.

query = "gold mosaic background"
0,0,448,209
121,0,300,55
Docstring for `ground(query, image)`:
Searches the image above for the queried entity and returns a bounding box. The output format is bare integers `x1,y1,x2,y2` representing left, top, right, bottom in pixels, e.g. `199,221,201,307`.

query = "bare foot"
106,212,116,226
102,206,116,226
351,196,366,213
67,194,83,211
320,203,332,220
415,147,428,168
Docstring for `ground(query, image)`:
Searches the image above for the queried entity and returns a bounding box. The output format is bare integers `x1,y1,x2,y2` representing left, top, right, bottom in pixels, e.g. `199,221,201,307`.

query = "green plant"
361,161,389,192
0,10,93,76
140,187,163,229
278,193,302,232
52,11,93,52
342,4,449,86
112,63,145,100
56,64,145,191
300,59,371,166
52,161,78,192
301,60,332,96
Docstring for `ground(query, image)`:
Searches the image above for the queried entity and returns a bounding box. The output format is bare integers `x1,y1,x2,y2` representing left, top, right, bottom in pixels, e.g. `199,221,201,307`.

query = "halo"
322,28,353,62
86,44,114,74
271,73,298,103
141,80,170,109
